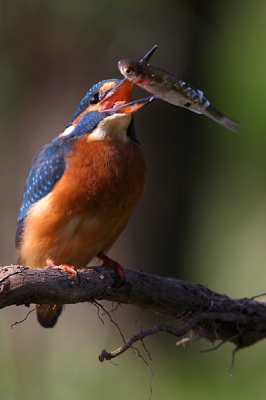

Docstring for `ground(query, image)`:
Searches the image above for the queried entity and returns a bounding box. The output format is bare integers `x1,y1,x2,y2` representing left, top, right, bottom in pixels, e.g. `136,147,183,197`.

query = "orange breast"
18,136,146,268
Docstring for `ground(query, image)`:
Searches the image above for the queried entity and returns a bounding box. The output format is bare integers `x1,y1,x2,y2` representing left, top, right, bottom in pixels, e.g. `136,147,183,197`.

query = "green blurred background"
1,0,266,399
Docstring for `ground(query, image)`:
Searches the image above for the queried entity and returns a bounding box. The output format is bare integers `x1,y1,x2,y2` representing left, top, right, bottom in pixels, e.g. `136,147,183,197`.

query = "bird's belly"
19,191,139,268
52,210,132,267
17,138,145,268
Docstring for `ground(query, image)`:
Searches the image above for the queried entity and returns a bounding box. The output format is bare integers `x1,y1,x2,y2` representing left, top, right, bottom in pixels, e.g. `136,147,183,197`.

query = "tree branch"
1,265,266,355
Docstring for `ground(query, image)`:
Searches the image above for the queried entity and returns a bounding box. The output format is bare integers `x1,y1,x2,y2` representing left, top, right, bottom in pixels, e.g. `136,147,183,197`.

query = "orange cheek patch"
100,81,118,94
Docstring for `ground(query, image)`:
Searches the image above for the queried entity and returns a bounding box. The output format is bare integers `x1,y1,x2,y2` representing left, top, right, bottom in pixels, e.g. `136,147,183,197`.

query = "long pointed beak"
105,95,156,114
100,78,154,114
100,45,158,115
99,79,134,111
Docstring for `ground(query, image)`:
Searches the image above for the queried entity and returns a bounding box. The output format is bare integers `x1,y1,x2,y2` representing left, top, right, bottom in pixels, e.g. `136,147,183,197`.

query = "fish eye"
89,93,100,104
124,66,134,76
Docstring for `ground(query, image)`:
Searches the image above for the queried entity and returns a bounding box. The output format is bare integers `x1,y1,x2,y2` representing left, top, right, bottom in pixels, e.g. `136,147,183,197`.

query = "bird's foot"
97,254,125,287
45,258,79,280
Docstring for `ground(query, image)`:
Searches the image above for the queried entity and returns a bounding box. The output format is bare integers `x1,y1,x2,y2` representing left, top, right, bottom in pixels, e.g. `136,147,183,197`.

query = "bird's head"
60,78,154,143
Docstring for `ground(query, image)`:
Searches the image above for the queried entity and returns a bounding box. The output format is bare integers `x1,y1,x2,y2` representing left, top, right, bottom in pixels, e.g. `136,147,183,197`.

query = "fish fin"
220,117,244,133
140,45,158,63
189,108,202,115
205,104,243,133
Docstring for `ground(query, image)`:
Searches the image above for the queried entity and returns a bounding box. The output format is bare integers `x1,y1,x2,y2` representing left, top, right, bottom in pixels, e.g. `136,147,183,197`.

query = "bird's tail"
36,304,63,328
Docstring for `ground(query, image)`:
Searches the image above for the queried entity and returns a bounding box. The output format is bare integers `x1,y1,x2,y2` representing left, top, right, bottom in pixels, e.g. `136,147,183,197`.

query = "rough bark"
1,264,266,358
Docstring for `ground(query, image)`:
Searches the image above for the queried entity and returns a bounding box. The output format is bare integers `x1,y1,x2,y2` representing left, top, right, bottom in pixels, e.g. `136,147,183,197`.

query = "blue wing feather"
15,139,66,247
17,139,66,223
15,109,108,247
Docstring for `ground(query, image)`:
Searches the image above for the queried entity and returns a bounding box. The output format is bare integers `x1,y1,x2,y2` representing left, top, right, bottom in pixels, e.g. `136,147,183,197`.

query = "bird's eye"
89,93,100,104
124,66,134,76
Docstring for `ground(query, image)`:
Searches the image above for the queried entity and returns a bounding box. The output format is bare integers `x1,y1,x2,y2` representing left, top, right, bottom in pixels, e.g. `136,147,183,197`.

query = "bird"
16,78,154,328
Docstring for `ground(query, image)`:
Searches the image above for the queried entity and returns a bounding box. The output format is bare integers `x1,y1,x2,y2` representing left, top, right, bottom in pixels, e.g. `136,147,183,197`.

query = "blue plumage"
16,108,109,246
17,140,66,223
16,75,152,328
16,78,139,247
66,110,108,139
16,139,66,246
66,79,120,128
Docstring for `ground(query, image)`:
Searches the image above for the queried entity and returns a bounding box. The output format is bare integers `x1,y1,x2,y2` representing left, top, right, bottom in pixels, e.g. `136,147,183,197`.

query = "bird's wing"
15,111,107,247
16,138,67,246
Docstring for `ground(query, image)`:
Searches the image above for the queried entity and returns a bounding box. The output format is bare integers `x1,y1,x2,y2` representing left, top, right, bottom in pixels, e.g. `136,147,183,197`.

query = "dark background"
1,1,266,399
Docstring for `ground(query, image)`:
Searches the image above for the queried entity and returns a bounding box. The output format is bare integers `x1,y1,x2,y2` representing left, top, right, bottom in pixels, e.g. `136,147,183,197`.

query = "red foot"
97,254,125,287
45,258,78,279
59,264,78,278
45,258,56,267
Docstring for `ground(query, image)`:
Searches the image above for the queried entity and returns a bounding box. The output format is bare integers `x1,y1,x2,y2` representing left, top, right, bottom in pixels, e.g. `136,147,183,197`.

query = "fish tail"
220,116,244,133
205,104,243,133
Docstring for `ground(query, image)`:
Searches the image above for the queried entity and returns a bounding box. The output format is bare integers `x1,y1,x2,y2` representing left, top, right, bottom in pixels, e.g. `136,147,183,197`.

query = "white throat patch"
88,113,132,142
59,125,74,137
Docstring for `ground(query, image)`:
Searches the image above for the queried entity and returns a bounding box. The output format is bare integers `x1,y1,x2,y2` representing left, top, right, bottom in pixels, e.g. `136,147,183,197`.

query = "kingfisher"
16,78,154,328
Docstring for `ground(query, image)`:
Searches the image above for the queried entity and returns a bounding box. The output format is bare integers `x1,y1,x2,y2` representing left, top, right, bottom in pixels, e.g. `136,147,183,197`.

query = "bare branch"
99,323,195,362
1,264,266,353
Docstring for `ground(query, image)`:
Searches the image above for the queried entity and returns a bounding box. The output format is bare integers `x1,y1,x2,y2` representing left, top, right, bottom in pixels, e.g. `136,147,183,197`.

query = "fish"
118,47,242,133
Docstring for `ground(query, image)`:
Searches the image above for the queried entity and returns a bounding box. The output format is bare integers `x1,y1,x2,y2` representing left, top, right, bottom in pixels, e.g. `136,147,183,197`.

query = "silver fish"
118,49,242,133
